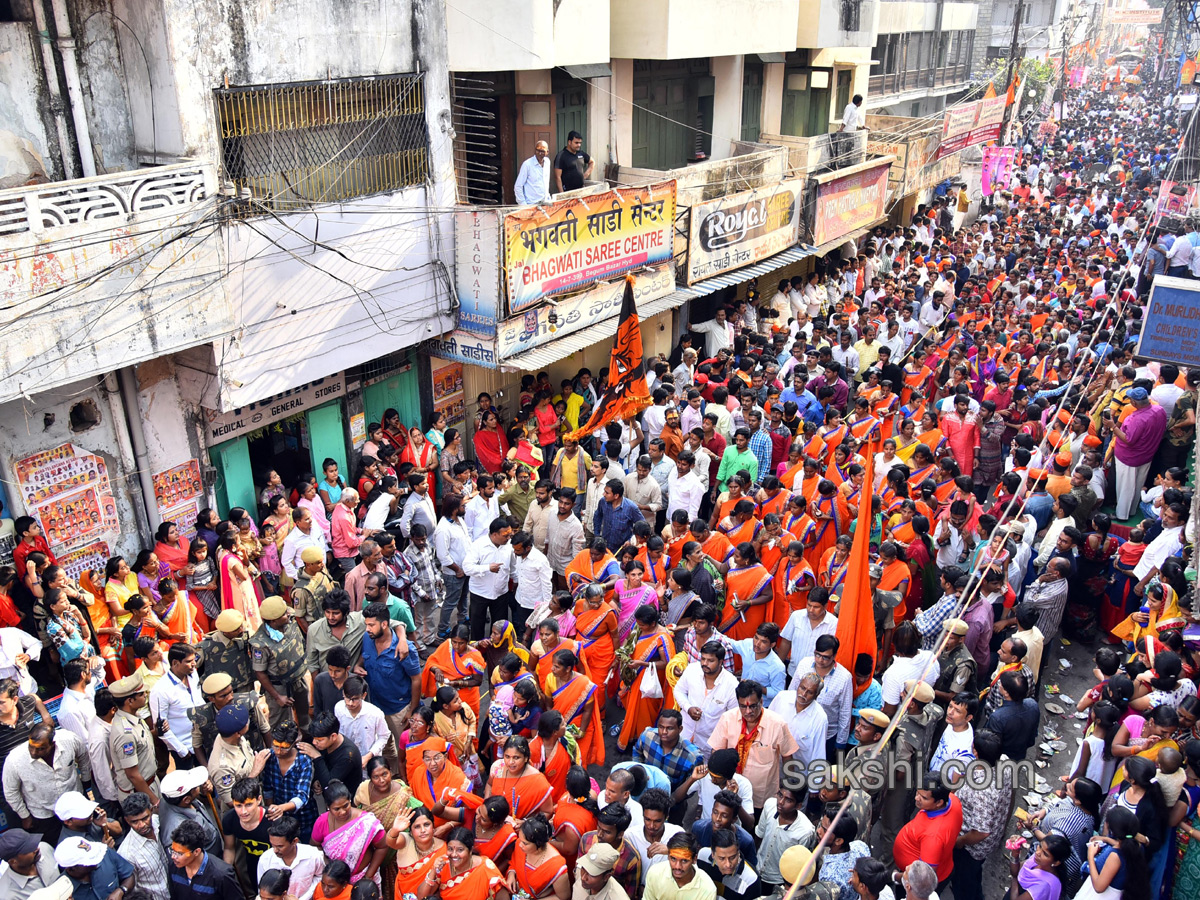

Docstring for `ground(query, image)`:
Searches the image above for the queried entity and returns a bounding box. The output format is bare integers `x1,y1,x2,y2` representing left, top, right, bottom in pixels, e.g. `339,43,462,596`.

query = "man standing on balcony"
515,141,551,205
555,131,594,194
839,94,866,133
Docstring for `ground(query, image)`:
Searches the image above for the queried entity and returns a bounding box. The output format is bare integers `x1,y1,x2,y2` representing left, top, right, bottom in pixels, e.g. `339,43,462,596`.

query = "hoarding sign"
503,182,676,312
686,180,803,284
205,374,346,443
1136,277,1200,366
812,163,890,247
1111,8,1162,23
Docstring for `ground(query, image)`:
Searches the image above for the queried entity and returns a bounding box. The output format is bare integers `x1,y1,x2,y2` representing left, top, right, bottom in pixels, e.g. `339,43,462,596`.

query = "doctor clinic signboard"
686,180,803,285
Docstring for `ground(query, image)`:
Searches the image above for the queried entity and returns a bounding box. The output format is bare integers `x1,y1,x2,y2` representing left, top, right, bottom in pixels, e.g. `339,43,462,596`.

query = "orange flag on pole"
565,274,652,441
983,81,997,99
834,448,876,677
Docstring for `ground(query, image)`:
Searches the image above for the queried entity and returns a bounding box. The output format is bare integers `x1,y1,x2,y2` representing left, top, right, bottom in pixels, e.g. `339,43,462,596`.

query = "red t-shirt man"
893,786,963,882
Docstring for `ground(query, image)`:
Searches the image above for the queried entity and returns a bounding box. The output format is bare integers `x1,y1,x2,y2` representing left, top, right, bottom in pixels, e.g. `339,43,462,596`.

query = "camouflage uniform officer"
933,618,978,706
189,672,271,766
776,845,840,900
196,609,255,693
107,670,160,803
249,596,310,730
813,765,873,848
289,547,334,631
877,679,944,867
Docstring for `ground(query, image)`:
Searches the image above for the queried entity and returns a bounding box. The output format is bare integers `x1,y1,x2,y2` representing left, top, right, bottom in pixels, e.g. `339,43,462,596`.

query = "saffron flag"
983,81,997,99
565,274,653,441
834,448,876,676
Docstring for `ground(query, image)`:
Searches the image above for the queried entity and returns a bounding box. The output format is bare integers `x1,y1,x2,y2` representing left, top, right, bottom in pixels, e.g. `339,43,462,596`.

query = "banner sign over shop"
205,373,346,443
1138,277,1200,367
812,162,890,247
503,182,676,312
686,181,802,284
1111,8,1162,23
936,96,1007,159
498,266,676,360
424,331,499,368
455,209,503,339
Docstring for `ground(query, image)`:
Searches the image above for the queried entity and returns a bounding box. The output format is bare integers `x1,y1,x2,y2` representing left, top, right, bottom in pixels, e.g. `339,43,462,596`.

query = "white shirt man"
87,713,120,804
667,463,704,521
335,697,390,765
880,651,942,707
148,667,203,758
281,522,327,579
841,99,864,132
768,687,828,769
514,143,551,205
0,628,40,691
258,839,325,900
465,490,501,541
55,682,95,745
672,659,738,759
433,514,471,578
780,608,838,679
512,543,553,613
464,531,514,600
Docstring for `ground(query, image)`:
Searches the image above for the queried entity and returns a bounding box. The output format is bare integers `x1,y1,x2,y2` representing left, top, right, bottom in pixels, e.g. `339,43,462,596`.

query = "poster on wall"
15,443,120,555
151,460,204,540
812,163,890,247
431,360,466,429
57,540,112,583
349,412,367,450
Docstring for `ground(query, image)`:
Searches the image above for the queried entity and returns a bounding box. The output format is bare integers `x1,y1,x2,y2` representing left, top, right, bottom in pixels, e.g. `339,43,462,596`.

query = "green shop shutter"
362,366,422,433
307,401,348,481
211,437,257,518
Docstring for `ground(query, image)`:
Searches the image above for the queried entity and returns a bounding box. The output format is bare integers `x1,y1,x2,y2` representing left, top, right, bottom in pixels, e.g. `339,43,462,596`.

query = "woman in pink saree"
217,531,262,634
312,781,388,886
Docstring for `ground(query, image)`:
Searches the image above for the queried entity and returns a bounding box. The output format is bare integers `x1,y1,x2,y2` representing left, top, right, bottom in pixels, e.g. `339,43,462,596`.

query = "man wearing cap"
1105,386,1167,519
196,609,256,693
108,671,159,804
288,548,333,632
56,791,122,846
572,842,630,900
0,828,60,900
644,832,716,900
931,619,977,706
207,705,270,808
250,595,311,731
149,643,203,769
2,720,89,843
55,837,134,900
190,672,270,768
159,768,222,858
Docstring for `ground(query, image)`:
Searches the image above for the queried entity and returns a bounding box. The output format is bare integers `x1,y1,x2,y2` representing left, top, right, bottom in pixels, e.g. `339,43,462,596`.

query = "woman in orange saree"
616,606,675,752
416,829,509,900
809,483,850,567
548,649,605,767
564,543,620,600
409,737,483,829
772,542,815,628
402,426,439,500
817,536,853,594
876,542,911,622
572,585,618,691
474,797,518,871
932,459,961,509
720,544,773,640
824,444,852,489
389,806,447,900
550,768,598,873
486,736,555,820
779,443,806,490
507,819,570,900
906,444,939,492
422,627,487,719
528,620,581,691
80,570,127,681
916,412,948,458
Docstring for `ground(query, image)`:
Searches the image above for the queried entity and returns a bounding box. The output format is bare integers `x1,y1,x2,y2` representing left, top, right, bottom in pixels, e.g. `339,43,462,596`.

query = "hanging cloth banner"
981,146,1017,197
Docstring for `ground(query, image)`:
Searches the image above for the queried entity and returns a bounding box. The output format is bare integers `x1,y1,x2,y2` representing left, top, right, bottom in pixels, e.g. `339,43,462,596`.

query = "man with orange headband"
644,832,716,900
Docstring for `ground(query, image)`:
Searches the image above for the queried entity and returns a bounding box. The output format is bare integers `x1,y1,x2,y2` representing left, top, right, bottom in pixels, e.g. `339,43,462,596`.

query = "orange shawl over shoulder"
722,564,773,640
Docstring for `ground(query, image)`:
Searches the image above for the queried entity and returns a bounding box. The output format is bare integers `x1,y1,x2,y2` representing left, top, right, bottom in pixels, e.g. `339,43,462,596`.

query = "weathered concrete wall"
0,21,54,186
73,0,137,173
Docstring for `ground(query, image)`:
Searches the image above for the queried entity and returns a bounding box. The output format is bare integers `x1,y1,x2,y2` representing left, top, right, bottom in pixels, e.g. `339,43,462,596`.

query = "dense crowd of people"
2,67,1200,900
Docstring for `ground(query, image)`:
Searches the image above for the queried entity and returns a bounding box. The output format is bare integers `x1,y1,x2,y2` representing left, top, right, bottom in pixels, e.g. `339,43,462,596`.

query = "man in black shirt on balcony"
554,130,594,194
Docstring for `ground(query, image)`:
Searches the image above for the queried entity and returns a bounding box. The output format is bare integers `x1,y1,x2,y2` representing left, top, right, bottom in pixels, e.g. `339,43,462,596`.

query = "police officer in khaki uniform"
107,671,160,804
290,547,334,631
933,618,978,706
249,596,311,730
206,704,270,809
196,609,255,693
877,679,943,867
190,673,271,766
838,709,891,821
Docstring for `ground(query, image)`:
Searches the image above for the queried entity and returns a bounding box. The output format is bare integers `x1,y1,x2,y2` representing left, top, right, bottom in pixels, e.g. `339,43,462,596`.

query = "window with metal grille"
214,74,428,212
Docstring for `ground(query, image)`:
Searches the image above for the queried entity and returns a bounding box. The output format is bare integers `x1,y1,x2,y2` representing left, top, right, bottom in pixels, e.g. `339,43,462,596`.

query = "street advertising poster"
152,460,204,540
812,163,890,247
504,181,676,312
1137,276,1200,366
432,360,466,429
936,96,1007,159
981,146,1017,196
686,180,803,284
15,443,119,554
57,540,112,583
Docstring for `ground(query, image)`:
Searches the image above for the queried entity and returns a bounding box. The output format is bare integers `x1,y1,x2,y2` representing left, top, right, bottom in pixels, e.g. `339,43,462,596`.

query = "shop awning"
499,242,819,371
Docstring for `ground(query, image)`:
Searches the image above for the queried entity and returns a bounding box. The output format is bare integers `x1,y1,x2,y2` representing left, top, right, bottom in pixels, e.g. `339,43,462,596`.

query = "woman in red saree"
402,427,439,500
410,737,483,829
389,806,447,899
416,829,509,900
809,482,850,566
772,542,815,628
616,605,675,752
572,584,618,691
548,649,604,767
473,410,510,477
422,627,487,718
486,736,555,820
473,797,517,871
153,522,193,590
720,544,773,640
550,767,598,873
507,817,570,900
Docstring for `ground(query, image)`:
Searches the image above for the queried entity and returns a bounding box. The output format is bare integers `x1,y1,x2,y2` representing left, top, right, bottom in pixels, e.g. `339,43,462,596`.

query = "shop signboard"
1136,277,1200,366
685,180,802,284
205,373,346,444
455,208,503,339
503,181,676,312
1111,8,1162,23
812,162,890,247
423,331,499,368
497,266,676,360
